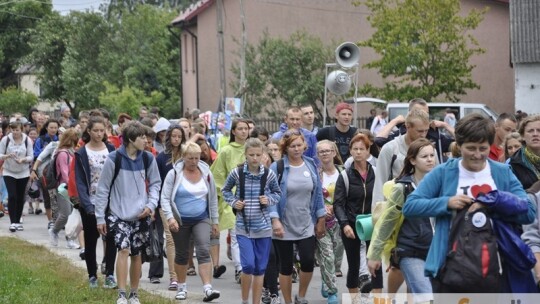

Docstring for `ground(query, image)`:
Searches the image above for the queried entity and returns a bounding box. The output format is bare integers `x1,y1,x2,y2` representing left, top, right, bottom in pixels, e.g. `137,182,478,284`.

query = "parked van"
386,102,499,122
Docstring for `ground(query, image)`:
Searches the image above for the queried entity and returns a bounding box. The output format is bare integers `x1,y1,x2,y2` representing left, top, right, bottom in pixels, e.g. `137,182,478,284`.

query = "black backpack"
41,150,70,190
438,208,502,292
235,164,269,233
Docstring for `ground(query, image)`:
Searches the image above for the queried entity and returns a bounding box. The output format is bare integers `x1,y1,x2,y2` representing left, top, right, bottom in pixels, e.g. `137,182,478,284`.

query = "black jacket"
395,175,432,259
75,143,115,214
334,164,375,229
509,147,538,190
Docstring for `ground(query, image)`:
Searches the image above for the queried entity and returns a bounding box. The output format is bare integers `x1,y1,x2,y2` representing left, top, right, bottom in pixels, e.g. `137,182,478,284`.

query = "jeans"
399,257,433,302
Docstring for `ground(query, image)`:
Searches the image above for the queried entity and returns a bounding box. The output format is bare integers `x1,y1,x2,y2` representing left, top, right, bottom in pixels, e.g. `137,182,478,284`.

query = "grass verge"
0,236,174,304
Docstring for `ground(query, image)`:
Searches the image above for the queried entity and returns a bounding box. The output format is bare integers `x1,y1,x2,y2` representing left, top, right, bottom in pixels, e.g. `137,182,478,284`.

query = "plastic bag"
142,221,162,263
65,208,83,239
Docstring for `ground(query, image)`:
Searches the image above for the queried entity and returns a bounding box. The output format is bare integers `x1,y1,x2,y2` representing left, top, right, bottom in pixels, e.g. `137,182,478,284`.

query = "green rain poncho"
210,141,245,231
367,182,407,265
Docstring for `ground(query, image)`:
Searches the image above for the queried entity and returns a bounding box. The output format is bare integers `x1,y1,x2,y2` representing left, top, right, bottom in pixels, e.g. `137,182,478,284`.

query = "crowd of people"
0,101,539,304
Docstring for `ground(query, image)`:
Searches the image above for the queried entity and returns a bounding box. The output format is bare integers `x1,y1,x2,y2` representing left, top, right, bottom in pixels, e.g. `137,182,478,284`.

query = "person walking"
222,138,282,304
0,121,34,232
161,142,221,302
269,130,326,304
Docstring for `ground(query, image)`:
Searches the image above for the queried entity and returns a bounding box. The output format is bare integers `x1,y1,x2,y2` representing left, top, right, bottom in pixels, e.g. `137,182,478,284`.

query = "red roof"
171,0,214,26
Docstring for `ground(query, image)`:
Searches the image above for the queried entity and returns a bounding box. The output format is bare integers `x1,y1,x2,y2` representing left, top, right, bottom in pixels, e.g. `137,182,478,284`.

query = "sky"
52,0,108,14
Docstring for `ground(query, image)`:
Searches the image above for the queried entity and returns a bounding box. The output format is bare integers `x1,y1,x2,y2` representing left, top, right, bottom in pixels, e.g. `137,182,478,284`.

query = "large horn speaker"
326,70,351,95
335,42,360,68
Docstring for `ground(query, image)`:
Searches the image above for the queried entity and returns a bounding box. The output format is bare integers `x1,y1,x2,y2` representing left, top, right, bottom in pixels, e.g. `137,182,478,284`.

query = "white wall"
19,74,40,97
515,63,540,114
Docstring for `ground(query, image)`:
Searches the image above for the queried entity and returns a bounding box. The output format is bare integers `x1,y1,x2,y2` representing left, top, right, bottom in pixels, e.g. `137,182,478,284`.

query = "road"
0,210,402,303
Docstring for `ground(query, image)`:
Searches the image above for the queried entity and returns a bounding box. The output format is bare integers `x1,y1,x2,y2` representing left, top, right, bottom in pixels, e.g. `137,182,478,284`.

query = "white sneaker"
116,295,128,304
48,228,59,246
66,239,80,249
175,290,187,300
203,288,220,302
16,224,23,231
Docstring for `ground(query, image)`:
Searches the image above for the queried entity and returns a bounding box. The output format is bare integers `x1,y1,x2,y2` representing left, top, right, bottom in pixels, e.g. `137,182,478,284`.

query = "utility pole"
216,0,226,112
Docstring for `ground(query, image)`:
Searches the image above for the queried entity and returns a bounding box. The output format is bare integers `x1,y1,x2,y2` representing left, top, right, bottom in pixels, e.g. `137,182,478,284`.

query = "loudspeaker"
335,42,360,68
326,70,351,95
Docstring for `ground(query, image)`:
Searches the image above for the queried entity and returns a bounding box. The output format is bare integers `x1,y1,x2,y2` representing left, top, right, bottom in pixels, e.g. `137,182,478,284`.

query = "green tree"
231,31,334,119
0,87,38,114
98,5,181,118
23,12,70,101
98,82,164,119
61,12,110,112
356,0,486,102
0,0,52,88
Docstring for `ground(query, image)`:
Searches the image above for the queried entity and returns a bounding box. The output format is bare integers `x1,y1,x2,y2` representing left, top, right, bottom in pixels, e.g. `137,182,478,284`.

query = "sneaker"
48,229,59,246
168,280,178,291
100,262,106,275
9,224,17,232
150,277,160,284
79,248,86,260
261,288,271,304
16,224,23,231
235,270,242,284
128,293,140,304
327,293,338,304
89,276,98,288
117,294,128,304
28,207,34,214
321,282,329,298
213,265,226,278
175,290,187,300
203,288,220,302
35,208,43,215
104,275,117,289
47,221,54,230
294,294,308,304
66,239,80,249
270,294,281,304
358,274,372,293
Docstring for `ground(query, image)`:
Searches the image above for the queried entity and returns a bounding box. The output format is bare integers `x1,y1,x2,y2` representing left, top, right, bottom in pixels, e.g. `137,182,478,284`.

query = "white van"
386,102,499,122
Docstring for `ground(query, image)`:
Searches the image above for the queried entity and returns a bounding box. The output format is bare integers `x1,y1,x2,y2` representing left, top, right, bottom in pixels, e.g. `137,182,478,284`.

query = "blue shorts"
237,235,272,276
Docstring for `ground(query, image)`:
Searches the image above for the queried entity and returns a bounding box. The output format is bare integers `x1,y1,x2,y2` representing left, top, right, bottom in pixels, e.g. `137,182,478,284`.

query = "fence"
253,116,372,133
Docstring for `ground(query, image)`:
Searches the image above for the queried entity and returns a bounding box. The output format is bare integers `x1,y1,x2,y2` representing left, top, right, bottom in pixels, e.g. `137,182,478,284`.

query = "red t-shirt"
489,144,504,162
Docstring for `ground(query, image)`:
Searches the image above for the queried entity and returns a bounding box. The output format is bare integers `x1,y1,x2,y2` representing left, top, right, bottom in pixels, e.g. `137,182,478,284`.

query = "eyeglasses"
283,129,301,137
318,149,333,155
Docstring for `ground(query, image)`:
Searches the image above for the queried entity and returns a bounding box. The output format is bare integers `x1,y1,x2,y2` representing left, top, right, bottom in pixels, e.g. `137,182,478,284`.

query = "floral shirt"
87,148,109,200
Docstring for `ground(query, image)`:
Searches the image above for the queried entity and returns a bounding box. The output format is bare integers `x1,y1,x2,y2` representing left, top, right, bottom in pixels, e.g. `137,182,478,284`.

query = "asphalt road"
0,210,401,303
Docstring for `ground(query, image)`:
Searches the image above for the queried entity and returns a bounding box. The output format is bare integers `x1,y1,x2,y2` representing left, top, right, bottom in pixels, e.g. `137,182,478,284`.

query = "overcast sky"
52,0,107,14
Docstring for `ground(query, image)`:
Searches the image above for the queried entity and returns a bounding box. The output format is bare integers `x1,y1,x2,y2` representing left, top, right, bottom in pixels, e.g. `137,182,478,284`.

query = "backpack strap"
340,169,350,197
235,163,249,232
4,137,10,154
329,125,336,142
106,153,123,214
142,151,150,179
259,167,269,196
237,164,245,201
388,143,399,180
276,159,285,185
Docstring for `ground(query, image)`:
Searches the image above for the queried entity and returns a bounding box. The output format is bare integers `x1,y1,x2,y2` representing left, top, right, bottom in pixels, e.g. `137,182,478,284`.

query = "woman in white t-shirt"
74,116,117,289
316,140,345,303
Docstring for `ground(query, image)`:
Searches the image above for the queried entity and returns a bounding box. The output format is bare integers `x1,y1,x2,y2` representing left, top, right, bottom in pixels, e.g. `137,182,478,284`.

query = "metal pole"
353,63,359,128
